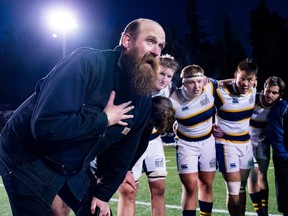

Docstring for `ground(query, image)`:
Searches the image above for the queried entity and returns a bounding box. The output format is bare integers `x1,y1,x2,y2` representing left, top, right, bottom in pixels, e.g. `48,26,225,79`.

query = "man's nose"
150,46,161,56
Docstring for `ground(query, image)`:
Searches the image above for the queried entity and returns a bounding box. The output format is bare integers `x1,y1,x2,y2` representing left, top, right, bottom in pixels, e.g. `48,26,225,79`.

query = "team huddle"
1,18,288,216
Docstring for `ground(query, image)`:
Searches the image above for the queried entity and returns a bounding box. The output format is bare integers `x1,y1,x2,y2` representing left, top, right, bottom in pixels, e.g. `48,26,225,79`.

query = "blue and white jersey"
215,82,256,145
153,82,175,98
170,79,218,142
249,93,272,145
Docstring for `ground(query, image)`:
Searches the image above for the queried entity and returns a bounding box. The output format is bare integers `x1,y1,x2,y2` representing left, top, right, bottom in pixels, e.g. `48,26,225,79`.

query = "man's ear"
234,72,237,79
121,33,132,49
254,79,258,88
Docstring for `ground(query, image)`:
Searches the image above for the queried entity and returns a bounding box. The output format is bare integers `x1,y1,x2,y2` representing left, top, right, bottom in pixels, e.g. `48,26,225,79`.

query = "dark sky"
0,0,288,52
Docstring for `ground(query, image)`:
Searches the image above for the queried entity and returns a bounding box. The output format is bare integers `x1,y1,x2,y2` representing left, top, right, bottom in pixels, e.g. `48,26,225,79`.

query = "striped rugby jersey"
170,79,218,142
249,93,273,144
215,82,256,145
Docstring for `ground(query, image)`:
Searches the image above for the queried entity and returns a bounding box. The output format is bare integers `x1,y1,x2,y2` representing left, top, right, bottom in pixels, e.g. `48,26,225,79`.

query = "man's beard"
123,52,159,96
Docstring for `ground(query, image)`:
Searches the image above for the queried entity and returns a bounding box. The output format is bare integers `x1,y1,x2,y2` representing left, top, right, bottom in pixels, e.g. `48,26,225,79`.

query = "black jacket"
0,47,151,203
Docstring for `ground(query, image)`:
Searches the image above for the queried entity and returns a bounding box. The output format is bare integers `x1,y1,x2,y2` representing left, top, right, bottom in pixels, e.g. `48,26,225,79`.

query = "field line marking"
0,184,280,215
165,166,275,170
110,198,281,216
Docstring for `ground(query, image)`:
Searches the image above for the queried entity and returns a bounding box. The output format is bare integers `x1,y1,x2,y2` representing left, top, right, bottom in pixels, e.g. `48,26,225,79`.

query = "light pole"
48,9,78,58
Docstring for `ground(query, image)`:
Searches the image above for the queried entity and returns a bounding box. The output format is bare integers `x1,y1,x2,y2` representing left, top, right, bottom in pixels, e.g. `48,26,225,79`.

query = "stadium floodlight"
47,8,78,57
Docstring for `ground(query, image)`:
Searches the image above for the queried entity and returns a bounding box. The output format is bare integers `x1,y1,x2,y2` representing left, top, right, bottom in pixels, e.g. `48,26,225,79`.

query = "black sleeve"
31,50,108,142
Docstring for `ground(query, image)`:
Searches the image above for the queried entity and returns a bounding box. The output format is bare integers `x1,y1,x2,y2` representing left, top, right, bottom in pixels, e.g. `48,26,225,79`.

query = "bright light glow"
45,7,78,57
48,9,78,32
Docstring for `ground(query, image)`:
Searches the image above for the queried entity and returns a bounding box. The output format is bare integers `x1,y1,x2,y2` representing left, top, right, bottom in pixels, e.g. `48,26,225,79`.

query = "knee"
199,182,213,194
183,181,198,195
51,198,71,216
150,182,165,196
117,182,137,200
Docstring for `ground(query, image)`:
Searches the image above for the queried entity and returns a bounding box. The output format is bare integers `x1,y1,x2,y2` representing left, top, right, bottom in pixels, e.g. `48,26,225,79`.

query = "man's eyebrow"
146,36,166,46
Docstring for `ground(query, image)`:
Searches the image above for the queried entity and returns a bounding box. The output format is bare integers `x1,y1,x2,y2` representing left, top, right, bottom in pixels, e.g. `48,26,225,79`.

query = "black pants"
273,156,288,214
0,161,101,216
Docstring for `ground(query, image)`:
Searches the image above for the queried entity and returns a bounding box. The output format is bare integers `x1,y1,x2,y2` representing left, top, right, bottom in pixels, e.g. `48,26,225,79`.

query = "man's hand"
90,198,110,216
213,124,224,138
104,91,134,126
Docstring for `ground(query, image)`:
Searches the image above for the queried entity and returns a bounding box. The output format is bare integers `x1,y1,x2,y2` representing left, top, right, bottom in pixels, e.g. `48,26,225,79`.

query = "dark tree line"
1,0,288,108
169,0,288,92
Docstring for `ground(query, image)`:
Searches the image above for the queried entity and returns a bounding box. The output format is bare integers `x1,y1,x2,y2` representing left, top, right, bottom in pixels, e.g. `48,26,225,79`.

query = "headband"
182,73,204,82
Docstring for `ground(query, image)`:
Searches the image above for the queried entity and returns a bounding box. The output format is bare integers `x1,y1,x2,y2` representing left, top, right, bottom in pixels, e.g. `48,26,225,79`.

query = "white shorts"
131,136,166,181
252,139,270,160
176,135,216,174
216,143,254,173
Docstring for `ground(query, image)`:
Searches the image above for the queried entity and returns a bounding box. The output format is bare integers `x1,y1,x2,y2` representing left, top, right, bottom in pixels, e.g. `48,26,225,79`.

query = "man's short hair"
159,54,179,72
264,76,286,94
236,59,258,76
180,64,204,82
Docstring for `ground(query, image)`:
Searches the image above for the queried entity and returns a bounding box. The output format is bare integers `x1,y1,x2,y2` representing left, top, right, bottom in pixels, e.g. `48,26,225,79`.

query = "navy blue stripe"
222,132,250,141
177,107,214,126
149,132,160,140
250,119,268,129
177,131,212,142
216,144,226,173
218,109,254,121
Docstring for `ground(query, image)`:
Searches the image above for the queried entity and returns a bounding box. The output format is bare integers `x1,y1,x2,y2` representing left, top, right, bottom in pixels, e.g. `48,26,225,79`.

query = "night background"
1,0,288,109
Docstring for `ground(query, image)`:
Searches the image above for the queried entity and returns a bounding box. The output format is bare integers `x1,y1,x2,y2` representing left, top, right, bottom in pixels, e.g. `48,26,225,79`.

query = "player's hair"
180,64,204,83
264,76,286,95
236,59,258,76
149,96,175,133
159,54,179,72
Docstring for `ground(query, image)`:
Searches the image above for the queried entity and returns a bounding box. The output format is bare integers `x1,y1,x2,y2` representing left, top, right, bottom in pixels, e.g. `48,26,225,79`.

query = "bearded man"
0,18,166,216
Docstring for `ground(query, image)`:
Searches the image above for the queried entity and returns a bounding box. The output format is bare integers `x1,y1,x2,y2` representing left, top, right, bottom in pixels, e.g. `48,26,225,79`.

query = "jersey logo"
200,95,210,106
180,164,188,169
155,158,164,167
121,127,131,135
232,98,239,104
229,162,237,168
209,158,216,168
181,106,189,111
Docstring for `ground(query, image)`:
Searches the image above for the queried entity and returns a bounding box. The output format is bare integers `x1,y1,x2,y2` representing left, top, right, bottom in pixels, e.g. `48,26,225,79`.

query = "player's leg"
117,181,139,216
180,172,198,216
177,139,201,216
216,143,241,216
198,136,216,216
117,149,145,216
256,140,271,216
198,171,215,216
145,138,167,216
51,195,71,216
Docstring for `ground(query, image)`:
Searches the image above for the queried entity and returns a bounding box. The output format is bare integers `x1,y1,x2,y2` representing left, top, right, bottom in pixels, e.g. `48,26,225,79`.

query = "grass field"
0,146,282,216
